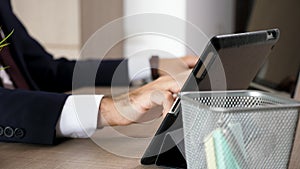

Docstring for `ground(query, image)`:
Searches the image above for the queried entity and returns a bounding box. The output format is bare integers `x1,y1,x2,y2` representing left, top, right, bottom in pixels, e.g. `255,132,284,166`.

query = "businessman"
0,0,197,144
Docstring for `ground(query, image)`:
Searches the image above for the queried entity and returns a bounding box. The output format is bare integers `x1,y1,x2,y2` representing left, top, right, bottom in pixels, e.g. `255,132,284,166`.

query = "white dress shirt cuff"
128,56,151,82
56,95,103,138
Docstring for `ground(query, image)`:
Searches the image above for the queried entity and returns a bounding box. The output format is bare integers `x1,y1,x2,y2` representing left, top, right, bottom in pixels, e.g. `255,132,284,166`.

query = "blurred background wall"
11,0,124,59
11,0,234,59
10,0,300,90
12,0,81,59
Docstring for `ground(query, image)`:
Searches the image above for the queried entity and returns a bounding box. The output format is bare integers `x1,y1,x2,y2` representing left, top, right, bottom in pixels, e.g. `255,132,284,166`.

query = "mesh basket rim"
180,90,300,113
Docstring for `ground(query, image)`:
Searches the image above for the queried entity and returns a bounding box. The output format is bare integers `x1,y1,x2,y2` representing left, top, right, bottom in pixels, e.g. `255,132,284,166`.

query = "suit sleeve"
0,88,69,145
0,0,130,93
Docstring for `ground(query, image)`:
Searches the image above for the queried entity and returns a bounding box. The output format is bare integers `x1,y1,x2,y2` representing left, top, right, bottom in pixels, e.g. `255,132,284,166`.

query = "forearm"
98,96,132,127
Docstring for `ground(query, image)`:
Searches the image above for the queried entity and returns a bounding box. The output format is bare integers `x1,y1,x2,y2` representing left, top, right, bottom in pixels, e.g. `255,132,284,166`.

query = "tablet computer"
141,29,280,168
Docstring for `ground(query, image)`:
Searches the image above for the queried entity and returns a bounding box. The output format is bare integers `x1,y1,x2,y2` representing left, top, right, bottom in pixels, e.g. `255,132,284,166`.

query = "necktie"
0,29,30,90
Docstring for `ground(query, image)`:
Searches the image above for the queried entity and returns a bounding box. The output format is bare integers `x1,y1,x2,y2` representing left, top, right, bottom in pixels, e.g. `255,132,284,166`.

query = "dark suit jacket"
0,0,129,144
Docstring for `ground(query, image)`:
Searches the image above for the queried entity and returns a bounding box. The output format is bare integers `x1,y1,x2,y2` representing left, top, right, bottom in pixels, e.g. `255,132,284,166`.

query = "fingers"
155,76,181,93
106,74,184,125
161,91,175,116
150,90,175,116
181,55,198,68
154,71,191,93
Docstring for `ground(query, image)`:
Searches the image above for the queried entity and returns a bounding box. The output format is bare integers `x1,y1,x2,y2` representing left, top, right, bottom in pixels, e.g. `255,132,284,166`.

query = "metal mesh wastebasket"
180,91,300,169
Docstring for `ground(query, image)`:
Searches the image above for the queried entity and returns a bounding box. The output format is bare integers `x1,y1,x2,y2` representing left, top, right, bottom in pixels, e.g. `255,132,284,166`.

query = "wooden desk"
1,127,299,169
1,87,300,169
0,138,159,169
0,118,164,169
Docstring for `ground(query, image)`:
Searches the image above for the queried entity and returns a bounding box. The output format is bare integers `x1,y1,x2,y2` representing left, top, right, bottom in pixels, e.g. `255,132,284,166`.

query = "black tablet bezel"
141,29,280,166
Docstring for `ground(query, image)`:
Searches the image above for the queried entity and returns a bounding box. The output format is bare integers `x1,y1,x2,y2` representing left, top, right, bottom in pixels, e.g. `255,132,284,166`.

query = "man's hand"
98,71,190,127
158,55,198,77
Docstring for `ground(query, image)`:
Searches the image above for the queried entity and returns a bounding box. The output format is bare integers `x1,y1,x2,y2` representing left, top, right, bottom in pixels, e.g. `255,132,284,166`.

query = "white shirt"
56,57,151,138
